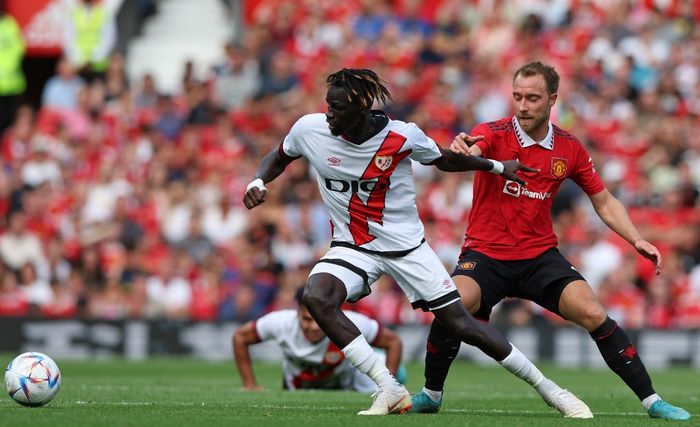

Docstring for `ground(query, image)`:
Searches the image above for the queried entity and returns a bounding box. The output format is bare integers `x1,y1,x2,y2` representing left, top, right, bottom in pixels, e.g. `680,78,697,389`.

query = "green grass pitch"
2,356,698,426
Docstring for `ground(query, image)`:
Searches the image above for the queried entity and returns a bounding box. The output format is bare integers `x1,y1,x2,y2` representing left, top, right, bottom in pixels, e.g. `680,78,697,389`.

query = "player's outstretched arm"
369,328,402,376
433,149,538,185
232,322,264,391
432,148,494,172
589,188,662,275
243,148,296,209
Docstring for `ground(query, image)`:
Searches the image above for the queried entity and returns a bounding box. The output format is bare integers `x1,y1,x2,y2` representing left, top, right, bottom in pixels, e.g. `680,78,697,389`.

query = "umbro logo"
327,157,341,167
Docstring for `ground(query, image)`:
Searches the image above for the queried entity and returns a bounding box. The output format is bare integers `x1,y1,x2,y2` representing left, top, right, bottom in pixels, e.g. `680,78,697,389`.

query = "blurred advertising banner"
1,317,700,368
7,0,64,56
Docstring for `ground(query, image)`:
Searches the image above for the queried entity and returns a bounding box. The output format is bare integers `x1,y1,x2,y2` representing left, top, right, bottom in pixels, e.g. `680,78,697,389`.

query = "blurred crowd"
0,0,698,329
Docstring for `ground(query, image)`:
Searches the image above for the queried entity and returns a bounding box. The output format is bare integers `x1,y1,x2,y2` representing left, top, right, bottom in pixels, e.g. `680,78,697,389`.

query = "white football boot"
542,388,594,418
357,385,412,415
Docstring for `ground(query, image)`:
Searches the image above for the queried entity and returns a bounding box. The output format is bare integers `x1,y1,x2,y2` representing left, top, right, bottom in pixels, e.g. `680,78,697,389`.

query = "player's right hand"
501,160,539,186
449,132,484,155
634,238,662,275
243,179,268,209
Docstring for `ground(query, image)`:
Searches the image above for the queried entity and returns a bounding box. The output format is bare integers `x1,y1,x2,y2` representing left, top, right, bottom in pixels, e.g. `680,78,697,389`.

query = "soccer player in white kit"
233,288,404,392
243,68,590,416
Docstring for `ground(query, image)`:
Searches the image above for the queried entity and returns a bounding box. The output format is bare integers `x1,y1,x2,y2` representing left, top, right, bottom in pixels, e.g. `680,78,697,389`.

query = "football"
5,352,61,407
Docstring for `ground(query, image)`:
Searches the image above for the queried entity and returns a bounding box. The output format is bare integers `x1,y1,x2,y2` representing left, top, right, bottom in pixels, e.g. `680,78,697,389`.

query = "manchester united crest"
374,155,393,171
551,157,567,179
458,261,476,270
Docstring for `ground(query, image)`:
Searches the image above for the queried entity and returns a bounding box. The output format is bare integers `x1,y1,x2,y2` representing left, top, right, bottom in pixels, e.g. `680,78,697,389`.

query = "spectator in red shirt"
412,61,690,421
0,268,27,316
42,278,78,318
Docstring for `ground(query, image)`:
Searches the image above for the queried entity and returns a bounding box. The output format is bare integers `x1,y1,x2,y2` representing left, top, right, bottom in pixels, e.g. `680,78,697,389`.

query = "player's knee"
301,285,328,311
303,276,344,312
576,304,608,331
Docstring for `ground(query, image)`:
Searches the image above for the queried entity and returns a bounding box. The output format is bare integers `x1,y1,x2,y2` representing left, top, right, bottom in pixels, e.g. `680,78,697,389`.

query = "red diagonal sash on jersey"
291,342,346,389
348,131,411,246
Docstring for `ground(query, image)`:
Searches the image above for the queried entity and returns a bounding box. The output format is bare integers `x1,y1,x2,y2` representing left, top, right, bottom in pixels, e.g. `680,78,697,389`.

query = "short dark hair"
513,61,560,94
326,68,392,109
294,287,305,306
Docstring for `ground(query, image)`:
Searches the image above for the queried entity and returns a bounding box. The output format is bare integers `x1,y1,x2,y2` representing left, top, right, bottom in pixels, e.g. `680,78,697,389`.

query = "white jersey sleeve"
403,123,442,164
281,115,312,159
253,310,295,341
345,311,380,344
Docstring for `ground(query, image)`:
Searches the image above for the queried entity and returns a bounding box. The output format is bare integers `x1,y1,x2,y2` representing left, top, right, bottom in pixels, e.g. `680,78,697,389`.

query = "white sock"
342,335,398,389
422,387,442,403
533,378,560,397
641,394,661,410
499,343,557,397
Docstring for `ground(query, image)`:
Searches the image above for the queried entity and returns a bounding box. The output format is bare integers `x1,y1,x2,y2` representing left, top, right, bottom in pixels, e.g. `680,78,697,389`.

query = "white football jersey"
254,309,379,389
282,112,442,253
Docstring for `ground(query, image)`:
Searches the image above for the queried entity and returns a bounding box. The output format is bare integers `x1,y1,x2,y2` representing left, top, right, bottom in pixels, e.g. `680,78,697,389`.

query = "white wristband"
488,160,504,175
246,178,267,193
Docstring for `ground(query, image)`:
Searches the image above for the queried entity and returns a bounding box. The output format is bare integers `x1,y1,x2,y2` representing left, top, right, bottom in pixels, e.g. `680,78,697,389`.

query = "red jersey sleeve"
471,123,495,158
570,142,605,195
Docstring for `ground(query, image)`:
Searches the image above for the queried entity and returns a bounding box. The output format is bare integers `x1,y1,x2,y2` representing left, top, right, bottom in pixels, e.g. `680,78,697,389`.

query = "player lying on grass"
243,68,591,417
233,288,406,392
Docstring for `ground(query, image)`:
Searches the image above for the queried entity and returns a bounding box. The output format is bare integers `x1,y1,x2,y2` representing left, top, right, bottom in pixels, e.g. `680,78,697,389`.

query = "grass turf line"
1,356,697,426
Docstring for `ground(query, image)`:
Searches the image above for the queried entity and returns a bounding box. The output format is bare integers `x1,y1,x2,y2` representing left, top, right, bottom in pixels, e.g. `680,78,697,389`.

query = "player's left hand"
501,160,539,186
634,239,662,275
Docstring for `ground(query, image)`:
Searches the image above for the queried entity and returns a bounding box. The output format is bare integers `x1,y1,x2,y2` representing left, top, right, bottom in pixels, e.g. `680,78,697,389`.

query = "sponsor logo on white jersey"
502,180,551,200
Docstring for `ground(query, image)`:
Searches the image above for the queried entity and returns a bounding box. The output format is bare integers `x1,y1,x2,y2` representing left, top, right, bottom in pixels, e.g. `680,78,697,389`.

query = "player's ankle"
374,370,401,389
535,378,559,397
422,387,443,402
641,394,661,410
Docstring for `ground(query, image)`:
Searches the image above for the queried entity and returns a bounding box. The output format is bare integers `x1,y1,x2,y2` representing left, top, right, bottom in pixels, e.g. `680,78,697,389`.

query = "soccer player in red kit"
411,61,691,421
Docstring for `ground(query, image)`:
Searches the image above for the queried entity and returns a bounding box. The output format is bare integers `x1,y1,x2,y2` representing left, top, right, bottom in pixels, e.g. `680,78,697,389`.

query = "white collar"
512,116,554,150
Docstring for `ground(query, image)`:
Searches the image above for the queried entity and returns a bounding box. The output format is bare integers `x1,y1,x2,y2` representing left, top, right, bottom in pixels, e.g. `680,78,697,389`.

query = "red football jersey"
463,117,605,260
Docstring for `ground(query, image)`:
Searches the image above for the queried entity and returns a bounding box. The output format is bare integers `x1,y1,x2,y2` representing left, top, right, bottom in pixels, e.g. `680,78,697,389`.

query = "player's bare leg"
415,283,592,418
560,281,690,421
303,274,410,415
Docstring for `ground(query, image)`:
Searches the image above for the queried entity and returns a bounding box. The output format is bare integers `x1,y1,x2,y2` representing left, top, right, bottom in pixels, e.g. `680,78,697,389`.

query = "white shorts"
308,243,460,311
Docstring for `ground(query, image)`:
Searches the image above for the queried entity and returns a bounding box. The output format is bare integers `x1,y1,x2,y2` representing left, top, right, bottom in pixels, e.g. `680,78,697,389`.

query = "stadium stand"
0,0,698,330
